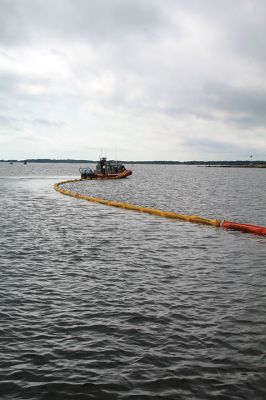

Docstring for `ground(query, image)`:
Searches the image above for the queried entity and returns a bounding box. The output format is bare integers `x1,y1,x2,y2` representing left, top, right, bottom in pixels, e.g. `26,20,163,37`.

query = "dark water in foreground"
0,163,265,400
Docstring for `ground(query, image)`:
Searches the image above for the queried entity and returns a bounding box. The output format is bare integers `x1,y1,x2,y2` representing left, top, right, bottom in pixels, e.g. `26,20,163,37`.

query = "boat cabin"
95,158,126,175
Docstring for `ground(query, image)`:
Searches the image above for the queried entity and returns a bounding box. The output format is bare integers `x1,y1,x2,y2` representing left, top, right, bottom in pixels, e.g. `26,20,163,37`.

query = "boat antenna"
250,154,253,165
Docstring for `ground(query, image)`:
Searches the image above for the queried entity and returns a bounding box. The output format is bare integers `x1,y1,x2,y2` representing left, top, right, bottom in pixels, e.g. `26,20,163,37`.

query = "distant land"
1,159,266,167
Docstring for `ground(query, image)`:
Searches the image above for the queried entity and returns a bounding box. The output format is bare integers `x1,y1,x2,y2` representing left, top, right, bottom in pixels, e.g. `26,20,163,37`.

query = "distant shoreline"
202,164,266,168
1,159,266,167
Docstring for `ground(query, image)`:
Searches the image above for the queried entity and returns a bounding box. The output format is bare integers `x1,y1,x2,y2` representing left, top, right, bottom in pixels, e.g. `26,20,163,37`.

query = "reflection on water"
0,163,265,400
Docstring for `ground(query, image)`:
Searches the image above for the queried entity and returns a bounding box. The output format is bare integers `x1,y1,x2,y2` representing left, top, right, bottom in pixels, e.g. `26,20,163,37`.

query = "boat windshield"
95,160,125,174
79,167,94,174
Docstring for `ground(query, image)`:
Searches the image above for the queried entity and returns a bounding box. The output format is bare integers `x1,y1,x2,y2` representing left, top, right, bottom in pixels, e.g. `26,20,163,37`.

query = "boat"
79,157,132,179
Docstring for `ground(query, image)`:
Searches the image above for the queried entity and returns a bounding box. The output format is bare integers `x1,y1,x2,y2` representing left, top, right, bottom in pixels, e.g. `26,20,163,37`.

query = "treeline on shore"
1,159,266,166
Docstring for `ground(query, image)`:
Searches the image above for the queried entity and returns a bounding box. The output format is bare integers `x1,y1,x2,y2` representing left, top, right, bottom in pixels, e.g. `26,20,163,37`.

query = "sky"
0,0,266,161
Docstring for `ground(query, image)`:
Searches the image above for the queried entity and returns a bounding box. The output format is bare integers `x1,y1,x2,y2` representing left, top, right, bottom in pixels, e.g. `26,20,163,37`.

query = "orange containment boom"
53,180,266,236
221,220,266,236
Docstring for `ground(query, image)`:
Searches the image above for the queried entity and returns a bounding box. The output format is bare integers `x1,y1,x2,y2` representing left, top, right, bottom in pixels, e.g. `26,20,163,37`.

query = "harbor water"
0,162,265,399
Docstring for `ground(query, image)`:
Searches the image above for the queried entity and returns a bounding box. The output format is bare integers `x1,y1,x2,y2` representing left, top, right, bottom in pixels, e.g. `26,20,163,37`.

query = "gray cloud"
0,0,169,46
183,136,242,153
182,135,264,161
0,0,30,45
0,0,265,160
203,83,266,128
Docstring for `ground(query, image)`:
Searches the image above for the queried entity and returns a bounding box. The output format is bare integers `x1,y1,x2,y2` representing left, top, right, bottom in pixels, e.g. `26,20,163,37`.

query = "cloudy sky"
0,0,265,161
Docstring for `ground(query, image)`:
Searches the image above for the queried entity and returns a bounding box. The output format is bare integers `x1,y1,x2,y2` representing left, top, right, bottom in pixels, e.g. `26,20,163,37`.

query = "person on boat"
99,158,106,175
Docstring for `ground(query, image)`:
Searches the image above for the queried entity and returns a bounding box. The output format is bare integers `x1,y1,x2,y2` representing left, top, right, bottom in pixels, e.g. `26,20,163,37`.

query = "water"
0,162,265,400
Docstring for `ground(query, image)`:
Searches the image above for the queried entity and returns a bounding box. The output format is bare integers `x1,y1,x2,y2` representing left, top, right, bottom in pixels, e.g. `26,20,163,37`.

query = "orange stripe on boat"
221,221,266,236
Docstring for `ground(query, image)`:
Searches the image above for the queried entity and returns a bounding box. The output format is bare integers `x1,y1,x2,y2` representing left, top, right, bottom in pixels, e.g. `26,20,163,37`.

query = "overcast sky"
0,0,265,161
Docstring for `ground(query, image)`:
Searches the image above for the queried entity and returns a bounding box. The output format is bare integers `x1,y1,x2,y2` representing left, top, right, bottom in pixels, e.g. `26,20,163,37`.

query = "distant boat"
79,157,132,180
23,161,27,165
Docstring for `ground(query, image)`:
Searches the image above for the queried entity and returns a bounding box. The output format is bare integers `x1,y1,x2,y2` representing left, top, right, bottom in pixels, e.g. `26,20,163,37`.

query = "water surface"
0,162,265,400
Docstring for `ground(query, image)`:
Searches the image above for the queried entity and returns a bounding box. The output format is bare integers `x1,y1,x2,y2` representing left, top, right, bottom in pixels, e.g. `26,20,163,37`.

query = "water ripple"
0,163,265,399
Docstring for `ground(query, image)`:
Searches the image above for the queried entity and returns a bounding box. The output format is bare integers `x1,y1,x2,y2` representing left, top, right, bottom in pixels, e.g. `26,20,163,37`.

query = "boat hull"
81,170,132,180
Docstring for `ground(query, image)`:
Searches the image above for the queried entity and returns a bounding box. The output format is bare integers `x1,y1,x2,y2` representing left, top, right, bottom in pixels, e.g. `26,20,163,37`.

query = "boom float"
53,179,266,236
